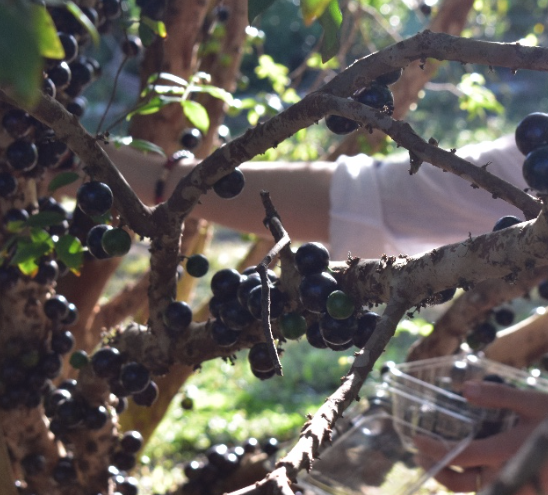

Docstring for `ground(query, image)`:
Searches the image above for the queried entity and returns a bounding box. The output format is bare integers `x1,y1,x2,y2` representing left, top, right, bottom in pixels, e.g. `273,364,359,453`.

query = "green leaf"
30,228,55,246
126,96,180,119
110,136,166,157
248,0,278,25
301,0,333,25
31,4,65,59
141,16,167,38
318,0,342,62
138,21,156,47
11,238,52,266
25,211,66,228
181,100,210,133
66,1,100,46
188,84,234,105
146,72,188,87
0,3,43,106
55,235,84,275
48,171,81,192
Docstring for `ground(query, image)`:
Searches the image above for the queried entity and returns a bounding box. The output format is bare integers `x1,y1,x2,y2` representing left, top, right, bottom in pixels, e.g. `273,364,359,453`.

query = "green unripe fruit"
186,254,209,277
69,350,89,369
326,290,355,320
279,312,307,340
101,227,132,257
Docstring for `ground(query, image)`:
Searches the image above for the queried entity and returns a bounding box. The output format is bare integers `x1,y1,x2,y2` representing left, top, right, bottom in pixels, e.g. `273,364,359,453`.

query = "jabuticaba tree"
3,1,548,495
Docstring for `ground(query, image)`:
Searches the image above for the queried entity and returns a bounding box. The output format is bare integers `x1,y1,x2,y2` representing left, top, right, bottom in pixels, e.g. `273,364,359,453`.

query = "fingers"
413,427,531,467
463,382,548,418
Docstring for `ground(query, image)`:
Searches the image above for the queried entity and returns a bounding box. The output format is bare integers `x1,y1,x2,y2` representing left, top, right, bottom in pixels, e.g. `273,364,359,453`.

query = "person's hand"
413,380,548,493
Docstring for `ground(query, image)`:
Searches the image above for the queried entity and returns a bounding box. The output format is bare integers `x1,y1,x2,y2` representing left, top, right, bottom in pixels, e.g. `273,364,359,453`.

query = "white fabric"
329,134,526,260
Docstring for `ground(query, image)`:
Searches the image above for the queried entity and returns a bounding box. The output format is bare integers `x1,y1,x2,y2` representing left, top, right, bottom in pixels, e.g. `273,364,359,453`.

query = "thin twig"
95,55,129,136
256,191,292,376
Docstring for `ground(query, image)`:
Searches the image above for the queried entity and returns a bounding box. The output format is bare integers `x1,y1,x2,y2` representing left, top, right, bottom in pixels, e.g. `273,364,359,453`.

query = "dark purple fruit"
299,272,338,313
515,112,548,156
2,108,33,138
77,181,113,217
211,268,242,299
47,61,72,89
213,169,245,199
6,139,38,172
540,280,548,300
320,313,357,346
305,321,327,349
295,242,330,276
84,405,109,429
163,301,193,333
66,96,87,117
61,303,79,326
492,215,522,231
325,114,359,135
56,397,85,427
121,35,143,57
53,458,77,484
247,285,285,320
355,82,394,115
0,265,20,290
111,450,137,471
58,32,78,62
120,431,144,453
34,258,59,285
262,437,279,456
21,453,46,476
132,380,158,407
180,128,202,150
210,320,239,346
494,307,515,327
237,273,262,307
103,0,122,19
86,224,113,259
353,312,380,348
120,362,150,394
375,68,403,86
116,476,139,495
248,343,275,373
186,254,209,277
44,295,70,320
51,330,75,355
0,173,17,197
523,145,548,193
219,298,254,330
91,347,123,379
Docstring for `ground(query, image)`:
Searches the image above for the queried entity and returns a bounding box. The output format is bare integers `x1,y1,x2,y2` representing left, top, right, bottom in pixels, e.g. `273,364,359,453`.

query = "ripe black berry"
120,430,144,453
211,268,242,299
213,169,245,199
120,362,150,394
305,321,327,348
262,437,279,456
77,181,114,217
299,272,338,313
2,108,33,138
48,61,72,89
494,307,515,326
116,476,139,495
103,0,122,19
44,295,70,320
163,301,193,333
121,35,143,57
58,32,78,63
61,303,79,326
0,172,17,197
220,298,254,330
21,453,46,476
523,145,548,193
320,313,357,346
295,242,330,276
34,258,59,285
515,112,548,156
6,139,38,172
86,224,113,259
355,82,394,115
375,68,403,86
52,458,77,484
111,450,137,471
248,343,275,373
132,380,158,407
492,215,522,231
539,279,548,299
186,254,209,277
66,96,87,117
85,405,109,430
51,330,75,355
210,320,240,346
247,285,285,320
237,273,262,307
180,128,202,150
91,347,123,379
325,114,359,135
56,397,85,427
353,312,380,348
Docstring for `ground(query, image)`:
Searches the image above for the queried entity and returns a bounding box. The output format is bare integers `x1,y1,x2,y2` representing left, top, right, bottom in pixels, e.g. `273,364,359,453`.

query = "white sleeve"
328,134,526,260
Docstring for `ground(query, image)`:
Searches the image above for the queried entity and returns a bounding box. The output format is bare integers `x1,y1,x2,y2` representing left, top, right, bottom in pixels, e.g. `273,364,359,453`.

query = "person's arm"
414,381,548,494
102,144,336,243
